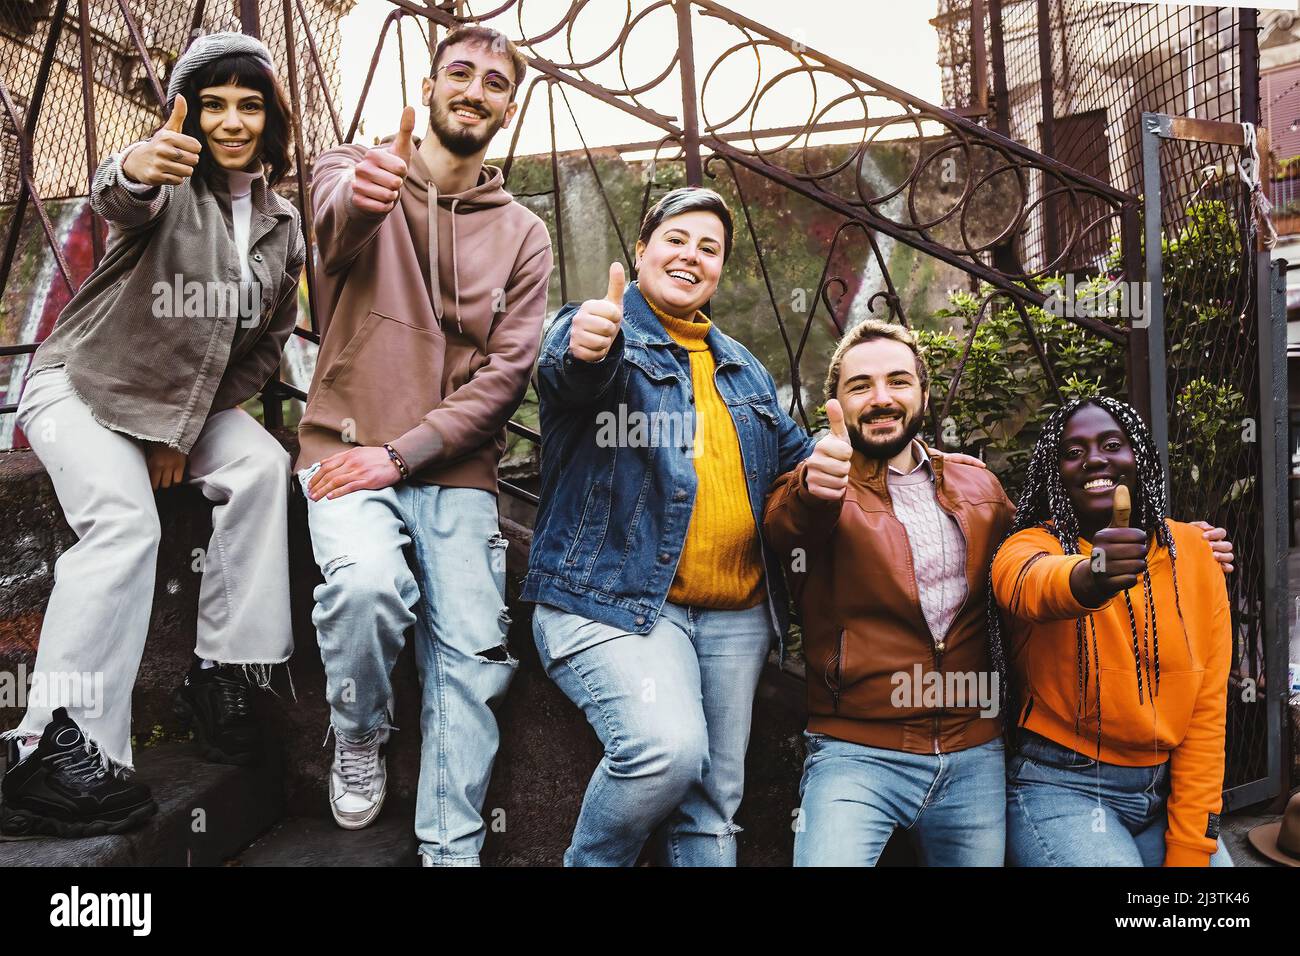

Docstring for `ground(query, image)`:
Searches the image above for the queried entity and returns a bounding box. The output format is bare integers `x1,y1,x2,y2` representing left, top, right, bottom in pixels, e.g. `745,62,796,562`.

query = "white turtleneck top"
224,167,258,284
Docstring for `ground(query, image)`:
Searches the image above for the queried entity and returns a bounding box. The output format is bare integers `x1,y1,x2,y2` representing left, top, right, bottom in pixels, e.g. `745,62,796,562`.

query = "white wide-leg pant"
7,367,293,768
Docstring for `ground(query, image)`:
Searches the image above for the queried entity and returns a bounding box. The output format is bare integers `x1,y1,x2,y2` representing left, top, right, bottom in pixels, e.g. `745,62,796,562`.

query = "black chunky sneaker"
174,658,262,765
0,708,156,838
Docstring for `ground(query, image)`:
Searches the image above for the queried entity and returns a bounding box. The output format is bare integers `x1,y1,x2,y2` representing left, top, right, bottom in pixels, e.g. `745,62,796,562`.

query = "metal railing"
1,0,1140,440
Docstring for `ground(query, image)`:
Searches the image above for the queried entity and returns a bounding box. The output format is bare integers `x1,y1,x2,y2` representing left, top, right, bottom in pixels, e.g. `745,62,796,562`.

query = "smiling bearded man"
295,25,553,866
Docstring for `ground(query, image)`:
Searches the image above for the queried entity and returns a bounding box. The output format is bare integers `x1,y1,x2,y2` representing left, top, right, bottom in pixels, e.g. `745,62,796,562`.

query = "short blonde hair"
824,319,929,401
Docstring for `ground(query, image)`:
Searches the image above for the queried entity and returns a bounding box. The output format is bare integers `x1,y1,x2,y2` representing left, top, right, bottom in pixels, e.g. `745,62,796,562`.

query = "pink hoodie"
298,141,553,492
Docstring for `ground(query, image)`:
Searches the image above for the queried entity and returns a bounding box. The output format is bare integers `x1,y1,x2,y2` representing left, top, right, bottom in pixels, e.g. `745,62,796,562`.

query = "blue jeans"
300,463,518,866
1006,731,1234,866
794,733,1007,866
532,601,774,866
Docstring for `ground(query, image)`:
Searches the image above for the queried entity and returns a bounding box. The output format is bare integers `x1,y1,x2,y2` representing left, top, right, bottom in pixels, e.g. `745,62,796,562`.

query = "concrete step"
0,741,283,866
234,811,418,867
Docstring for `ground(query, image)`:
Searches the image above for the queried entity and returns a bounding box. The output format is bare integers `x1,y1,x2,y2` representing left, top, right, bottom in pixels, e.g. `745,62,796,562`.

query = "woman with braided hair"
990,396,1233,866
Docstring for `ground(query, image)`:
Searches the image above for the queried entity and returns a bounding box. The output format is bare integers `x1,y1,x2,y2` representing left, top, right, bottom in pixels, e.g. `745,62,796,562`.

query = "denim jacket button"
658,552,671,563
635,615,646,626
253,252,263,262
673,489,687,502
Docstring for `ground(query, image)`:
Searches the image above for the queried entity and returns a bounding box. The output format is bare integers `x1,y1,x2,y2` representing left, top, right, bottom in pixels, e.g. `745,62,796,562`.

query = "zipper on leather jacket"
932,639,943,754
825,628,845,712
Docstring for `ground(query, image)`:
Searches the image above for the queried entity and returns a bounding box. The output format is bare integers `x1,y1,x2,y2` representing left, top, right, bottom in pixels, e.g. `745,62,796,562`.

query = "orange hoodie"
991,520,1231,866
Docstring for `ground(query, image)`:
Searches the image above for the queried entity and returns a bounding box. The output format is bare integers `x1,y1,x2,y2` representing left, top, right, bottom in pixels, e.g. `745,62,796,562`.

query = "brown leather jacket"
763,447,1015,753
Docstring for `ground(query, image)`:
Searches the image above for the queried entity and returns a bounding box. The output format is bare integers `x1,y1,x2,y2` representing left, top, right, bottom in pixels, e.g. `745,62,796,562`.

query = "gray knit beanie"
166,32,276,111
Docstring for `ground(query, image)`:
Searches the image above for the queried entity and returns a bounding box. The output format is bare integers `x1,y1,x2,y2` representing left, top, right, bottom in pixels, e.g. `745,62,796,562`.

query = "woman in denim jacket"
523,187,815,865
2,33,304,838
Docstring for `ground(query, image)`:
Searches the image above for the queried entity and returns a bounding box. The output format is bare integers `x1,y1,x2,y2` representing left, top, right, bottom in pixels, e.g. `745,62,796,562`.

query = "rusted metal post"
238,0,261,38
114,0,167,110
1240,7,1259,126
78,0,103,264
1037,0,1059,259
547,80,568,303
294,0,344,143
280,0,319,350
185,0,206,51
1122,202,1148,421
970,0,988,113
675,0,703,186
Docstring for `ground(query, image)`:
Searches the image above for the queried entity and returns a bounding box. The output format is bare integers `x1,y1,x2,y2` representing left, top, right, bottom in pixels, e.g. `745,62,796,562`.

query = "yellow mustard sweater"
647,297,766,609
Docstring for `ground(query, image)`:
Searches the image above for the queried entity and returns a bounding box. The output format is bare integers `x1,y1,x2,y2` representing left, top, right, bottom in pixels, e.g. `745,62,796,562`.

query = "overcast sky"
335,0,943,156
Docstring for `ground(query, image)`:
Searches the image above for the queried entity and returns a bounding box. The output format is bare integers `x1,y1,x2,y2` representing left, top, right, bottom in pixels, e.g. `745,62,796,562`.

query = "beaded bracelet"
383,442,409,480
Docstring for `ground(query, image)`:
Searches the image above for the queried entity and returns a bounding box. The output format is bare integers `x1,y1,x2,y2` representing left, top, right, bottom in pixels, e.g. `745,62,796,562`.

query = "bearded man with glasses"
296,25,553,866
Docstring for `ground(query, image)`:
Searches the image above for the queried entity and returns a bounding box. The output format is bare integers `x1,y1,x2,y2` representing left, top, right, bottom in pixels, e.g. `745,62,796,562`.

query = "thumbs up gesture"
352,105,416,214
568,262,626,363
122,94,202,186
804,399,854,501
1080,483,1149,602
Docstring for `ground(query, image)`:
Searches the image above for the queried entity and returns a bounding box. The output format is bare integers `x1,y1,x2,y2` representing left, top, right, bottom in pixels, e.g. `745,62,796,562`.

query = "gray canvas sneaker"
329,726,389,829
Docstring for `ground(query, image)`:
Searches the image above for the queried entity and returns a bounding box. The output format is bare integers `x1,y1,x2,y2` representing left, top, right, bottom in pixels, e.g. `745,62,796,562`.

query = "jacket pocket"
623,347,681,385
1090,666,1204,752
305,310,446,445
823,628,846,712
562,474,610,572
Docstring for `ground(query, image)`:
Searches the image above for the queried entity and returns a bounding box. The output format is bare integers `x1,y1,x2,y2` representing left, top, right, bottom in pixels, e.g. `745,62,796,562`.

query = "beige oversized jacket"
27,149,305,453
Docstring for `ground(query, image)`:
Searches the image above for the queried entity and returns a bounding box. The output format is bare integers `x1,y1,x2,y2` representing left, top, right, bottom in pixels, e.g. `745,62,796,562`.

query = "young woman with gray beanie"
1,32,304,837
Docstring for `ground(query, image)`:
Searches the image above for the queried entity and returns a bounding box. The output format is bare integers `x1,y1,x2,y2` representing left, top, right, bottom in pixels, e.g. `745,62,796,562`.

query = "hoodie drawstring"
426,182,443,323
424,187,464,334
450,198,462,334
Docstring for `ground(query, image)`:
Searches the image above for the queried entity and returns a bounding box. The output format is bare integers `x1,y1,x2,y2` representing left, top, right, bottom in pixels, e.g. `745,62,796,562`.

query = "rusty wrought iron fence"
0,0,1141,442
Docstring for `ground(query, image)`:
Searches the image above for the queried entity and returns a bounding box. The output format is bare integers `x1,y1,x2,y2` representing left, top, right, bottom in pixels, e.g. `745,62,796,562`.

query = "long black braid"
987,396,1189,757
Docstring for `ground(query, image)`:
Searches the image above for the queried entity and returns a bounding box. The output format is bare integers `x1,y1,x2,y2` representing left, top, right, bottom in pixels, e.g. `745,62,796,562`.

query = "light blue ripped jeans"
532,600,775,867
299,463,518,866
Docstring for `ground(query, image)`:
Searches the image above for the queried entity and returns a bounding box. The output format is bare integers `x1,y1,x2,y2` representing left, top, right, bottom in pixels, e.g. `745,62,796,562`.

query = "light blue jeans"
532,600,775,867
794,733,1007,866
299,463,518,866
1006,730,1234,866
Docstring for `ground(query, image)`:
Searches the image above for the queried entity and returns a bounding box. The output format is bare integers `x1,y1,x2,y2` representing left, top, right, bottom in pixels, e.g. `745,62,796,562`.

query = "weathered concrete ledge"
0,742,283,866
0,439,808,865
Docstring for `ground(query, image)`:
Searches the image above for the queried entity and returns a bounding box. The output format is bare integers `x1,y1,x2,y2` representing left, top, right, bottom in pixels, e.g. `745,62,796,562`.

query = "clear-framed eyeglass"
435,64,514,101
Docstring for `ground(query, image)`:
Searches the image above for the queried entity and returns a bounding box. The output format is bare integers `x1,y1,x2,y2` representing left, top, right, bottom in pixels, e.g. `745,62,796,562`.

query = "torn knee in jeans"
475,640,518,666
713,820,744,848
488,532,509,573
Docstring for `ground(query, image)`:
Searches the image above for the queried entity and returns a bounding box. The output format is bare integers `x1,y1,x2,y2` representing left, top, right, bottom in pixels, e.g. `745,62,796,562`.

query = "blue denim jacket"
521,280,815,637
